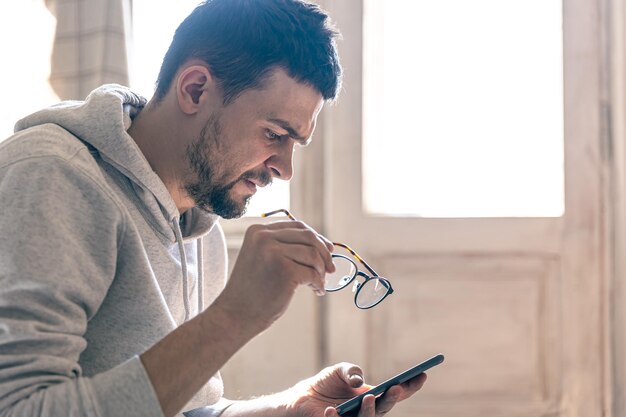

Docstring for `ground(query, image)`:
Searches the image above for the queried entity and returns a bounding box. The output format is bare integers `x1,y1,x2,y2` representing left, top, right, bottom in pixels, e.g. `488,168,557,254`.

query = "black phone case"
335,353,444,416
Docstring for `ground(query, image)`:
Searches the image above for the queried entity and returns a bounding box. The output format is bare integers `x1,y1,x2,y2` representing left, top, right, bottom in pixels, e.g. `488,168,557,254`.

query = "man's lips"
243,179,258,193
243,176,270,188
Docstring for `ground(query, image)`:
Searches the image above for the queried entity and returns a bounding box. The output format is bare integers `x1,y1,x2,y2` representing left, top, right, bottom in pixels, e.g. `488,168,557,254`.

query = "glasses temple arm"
333,242,379,277
261,209,297,221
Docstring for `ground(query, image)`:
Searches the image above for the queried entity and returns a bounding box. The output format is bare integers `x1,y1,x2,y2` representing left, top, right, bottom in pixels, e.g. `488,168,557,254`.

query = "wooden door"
320,0,609,416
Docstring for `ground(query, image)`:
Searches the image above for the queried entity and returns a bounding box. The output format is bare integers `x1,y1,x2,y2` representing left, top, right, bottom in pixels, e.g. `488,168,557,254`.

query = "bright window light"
362,0,564,217
0,0,58,141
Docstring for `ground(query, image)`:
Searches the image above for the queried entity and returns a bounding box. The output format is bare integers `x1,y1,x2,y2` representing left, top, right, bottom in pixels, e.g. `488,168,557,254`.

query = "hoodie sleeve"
0,151,164,417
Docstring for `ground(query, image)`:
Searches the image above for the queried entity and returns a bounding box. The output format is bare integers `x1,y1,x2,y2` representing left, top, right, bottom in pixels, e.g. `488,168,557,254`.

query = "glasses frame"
261,209,394,309
329,253,394,309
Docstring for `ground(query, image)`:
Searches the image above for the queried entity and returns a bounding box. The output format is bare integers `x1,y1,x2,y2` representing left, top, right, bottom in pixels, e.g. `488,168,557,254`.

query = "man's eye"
265,130,283,141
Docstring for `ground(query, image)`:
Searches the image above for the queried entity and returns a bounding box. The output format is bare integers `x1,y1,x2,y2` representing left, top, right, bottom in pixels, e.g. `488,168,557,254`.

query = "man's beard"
184,113,271,219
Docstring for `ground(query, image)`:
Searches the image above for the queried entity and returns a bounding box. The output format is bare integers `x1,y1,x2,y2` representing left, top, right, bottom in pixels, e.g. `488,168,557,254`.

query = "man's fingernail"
349,374,363,384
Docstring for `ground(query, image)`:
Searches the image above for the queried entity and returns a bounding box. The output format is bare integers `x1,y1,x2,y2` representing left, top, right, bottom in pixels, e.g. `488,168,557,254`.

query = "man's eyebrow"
267,118,311,145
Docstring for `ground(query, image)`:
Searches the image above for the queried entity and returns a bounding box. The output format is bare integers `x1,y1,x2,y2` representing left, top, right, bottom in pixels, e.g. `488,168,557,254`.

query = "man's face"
184,68,324,219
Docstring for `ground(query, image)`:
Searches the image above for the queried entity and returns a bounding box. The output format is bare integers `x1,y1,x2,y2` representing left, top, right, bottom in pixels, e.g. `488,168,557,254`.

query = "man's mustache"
239,170,272,188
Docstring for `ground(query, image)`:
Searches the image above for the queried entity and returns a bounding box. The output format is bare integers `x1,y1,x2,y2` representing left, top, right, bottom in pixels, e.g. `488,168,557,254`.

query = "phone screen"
335,353,444,416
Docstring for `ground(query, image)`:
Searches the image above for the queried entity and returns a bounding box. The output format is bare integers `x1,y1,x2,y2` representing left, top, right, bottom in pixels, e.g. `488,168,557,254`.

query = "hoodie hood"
14,84,218,242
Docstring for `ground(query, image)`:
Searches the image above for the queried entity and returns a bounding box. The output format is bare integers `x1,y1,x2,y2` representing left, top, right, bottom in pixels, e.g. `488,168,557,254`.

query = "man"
0,1,426,416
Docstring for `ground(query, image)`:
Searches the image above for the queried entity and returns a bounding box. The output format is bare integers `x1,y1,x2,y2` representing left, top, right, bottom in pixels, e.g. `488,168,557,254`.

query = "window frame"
317,0,590,255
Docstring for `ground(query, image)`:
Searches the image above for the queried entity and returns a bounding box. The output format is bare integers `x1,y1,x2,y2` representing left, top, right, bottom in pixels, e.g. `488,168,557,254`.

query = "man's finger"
399,372,427,396
338,363,365,387
317,233,335,252
264,219,335,253
357,394,376,417
373,385,402,415
263,219,308,229
325,406,340,417
375,373,428,415
285,248,327,294
274,229,335,273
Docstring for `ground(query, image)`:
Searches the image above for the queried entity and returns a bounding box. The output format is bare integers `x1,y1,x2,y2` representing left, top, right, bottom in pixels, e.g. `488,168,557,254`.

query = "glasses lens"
355,278,391,309
325,255,357,291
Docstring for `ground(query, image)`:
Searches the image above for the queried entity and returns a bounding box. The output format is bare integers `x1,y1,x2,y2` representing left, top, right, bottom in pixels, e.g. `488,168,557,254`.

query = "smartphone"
335,353,444,416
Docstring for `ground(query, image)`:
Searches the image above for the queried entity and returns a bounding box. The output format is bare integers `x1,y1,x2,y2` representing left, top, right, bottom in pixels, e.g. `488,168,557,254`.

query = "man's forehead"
222,67,324,139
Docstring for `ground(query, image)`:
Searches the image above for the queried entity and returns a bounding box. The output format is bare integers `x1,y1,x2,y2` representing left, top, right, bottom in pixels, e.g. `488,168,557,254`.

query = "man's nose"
266,143,295,181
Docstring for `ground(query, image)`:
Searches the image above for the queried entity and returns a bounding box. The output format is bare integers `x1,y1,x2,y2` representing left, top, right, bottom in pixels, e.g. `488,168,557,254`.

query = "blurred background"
3,0,626,416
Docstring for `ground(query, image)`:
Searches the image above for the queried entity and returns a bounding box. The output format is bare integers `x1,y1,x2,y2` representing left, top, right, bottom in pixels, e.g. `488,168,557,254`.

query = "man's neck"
127,98,194,214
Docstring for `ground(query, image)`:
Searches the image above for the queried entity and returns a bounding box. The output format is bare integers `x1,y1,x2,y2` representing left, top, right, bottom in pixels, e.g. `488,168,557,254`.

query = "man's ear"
175,64,216,115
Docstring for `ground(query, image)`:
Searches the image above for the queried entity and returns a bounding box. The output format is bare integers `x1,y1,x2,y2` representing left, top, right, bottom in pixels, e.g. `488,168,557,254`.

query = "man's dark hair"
154,0,342,104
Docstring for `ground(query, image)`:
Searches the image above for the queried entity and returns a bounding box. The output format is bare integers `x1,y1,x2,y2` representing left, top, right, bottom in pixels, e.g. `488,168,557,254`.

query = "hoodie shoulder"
0,122,131,240
0,123,99,174
0,123,125,218
1,122,90,160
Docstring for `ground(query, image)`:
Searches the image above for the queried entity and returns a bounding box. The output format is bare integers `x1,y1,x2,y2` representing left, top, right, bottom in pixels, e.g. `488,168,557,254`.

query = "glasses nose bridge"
354,270,370,280
350,270,373,291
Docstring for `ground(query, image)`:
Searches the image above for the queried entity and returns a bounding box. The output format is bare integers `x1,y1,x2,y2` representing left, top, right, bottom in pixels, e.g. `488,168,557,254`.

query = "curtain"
45,0,132,100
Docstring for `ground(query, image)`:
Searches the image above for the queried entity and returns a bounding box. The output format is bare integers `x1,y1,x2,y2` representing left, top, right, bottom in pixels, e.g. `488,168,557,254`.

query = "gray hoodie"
0,85,231,417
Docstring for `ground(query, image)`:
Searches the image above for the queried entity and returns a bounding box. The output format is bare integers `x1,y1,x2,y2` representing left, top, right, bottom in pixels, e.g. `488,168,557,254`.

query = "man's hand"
284,363,427,417
212,220,335,336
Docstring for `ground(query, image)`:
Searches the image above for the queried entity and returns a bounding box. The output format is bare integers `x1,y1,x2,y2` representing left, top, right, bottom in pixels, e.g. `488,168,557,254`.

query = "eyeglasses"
261,209,394,309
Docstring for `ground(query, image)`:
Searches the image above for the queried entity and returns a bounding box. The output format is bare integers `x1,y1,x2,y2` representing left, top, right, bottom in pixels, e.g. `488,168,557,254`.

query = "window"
0,0,58,141
362,0,564,218
129,0,198,99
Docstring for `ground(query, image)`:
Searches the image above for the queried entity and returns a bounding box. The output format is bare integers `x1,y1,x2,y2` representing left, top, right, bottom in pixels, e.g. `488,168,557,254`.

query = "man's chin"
203,196,251,219
190,182,254,218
